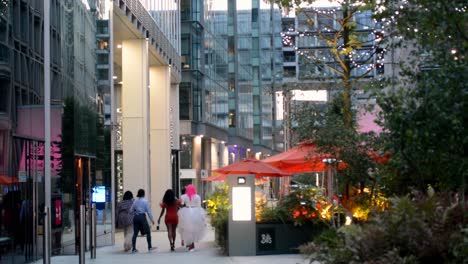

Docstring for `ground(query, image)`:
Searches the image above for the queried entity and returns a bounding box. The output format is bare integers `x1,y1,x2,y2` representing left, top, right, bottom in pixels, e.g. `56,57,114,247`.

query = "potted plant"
255,187,332,255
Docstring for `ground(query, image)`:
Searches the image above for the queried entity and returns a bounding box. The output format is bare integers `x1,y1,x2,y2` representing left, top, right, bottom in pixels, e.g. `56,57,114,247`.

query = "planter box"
256,222,323,255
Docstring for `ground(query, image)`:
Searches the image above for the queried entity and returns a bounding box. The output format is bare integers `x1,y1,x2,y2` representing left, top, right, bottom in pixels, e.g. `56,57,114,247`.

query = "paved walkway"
39,226,309,264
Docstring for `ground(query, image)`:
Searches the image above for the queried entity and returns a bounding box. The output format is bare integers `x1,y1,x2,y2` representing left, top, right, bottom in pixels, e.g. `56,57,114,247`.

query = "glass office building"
0,0,180,262
0,0,113,262
179,0,230,195
179,0,283,197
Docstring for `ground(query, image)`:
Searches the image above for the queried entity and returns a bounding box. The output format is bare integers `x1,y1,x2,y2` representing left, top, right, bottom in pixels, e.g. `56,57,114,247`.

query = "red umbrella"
202,158,292,182
264,142,388,174
0,174,19,185
263,142,338,173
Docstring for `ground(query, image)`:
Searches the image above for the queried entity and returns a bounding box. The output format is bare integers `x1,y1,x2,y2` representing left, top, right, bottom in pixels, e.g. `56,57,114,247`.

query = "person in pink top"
177,185,206,252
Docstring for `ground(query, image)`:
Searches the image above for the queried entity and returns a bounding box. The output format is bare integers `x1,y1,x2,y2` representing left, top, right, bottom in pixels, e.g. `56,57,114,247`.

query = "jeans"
132,214,152,250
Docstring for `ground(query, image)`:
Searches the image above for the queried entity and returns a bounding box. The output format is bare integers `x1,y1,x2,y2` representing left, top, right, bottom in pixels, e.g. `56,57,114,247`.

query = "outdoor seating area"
202,142,381,255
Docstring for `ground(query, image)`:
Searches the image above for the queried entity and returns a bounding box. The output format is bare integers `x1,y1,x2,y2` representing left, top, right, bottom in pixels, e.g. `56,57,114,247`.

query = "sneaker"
132,249,138,254
148,247,157,252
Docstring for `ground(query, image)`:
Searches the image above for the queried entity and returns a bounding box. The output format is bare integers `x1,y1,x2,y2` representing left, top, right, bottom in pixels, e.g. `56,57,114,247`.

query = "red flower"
293,210,300,218
310,212,316,218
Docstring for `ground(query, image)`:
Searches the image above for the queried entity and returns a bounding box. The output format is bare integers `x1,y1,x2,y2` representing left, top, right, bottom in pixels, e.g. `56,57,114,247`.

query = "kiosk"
227,174,256,256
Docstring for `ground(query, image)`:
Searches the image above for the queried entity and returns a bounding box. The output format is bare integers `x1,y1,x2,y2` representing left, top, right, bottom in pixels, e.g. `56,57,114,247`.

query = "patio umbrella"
0,174,19,185
202,158,292,182
262,142,338,174
264,142,388,174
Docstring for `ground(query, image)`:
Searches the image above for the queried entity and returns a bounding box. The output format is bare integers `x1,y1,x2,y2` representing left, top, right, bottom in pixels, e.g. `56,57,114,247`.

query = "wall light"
117,44,122,49
237,177,246,184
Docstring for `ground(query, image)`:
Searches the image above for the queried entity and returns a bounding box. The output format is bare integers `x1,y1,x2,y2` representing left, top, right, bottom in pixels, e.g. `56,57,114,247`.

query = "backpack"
117,200,134,227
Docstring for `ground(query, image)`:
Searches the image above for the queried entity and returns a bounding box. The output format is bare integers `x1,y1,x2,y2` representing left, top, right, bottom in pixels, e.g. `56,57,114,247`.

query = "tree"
291,95,378,202
278,0,384,203
370,0,467,194
279,0,383,128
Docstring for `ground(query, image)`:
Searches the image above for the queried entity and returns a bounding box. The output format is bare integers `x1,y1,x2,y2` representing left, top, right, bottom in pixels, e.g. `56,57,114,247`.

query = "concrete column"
170,83,180,150
122,39,150,196
192,135,203,192
149,66,172,216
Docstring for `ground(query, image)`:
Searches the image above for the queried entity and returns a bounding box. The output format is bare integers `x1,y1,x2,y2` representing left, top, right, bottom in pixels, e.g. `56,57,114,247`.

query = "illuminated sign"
92,186,106,203
232,187,251,221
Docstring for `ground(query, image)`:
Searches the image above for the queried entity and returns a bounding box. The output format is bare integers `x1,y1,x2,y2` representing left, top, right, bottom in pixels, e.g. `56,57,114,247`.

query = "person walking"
130,189,156,253
178,184,206,252
116,191,135,251
178,187,186,247
157,189,181,251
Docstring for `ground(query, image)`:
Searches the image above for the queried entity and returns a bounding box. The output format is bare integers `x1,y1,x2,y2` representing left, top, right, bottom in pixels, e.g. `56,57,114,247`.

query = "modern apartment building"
178,0,283,198
279,4,385,148
0,0,180,262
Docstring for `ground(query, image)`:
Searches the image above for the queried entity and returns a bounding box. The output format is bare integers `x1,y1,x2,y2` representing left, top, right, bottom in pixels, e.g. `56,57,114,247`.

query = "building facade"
0,0,112,262
178,0,283,199
178,0,229,198
279,4,384,149
0,0,180,262
111,0,181,235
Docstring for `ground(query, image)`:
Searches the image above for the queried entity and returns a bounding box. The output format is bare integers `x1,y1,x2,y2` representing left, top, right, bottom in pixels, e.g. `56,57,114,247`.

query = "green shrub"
204,185,230,254
300,191,468,263
258,204,290,223
275,187,334,227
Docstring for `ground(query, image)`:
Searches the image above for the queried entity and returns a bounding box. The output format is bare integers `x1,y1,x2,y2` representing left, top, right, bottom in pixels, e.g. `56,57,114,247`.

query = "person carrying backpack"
116,191,134,251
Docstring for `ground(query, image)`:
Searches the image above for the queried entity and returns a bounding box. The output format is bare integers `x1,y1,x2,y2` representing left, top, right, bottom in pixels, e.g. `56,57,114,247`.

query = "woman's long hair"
185,184,196,201
123,191,133,201
162,189,176,206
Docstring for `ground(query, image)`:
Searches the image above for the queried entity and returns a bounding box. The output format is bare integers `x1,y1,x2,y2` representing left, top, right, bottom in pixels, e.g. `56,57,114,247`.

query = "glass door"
0,137,44,263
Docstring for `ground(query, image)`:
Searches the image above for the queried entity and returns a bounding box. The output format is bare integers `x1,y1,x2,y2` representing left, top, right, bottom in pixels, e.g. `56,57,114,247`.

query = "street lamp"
322,158,341,202
322,158,342,228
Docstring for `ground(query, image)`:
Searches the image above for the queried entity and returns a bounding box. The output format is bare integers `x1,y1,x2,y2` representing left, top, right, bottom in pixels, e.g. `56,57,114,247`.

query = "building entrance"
0,137,44,263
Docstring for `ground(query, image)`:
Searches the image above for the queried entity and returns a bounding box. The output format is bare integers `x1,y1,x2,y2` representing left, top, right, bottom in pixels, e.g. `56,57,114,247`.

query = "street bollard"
90,203,97,259
43,206,51,264
80,205,85,264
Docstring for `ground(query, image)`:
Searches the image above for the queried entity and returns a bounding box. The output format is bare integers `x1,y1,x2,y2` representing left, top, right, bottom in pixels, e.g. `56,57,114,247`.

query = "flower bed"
205,185,341,255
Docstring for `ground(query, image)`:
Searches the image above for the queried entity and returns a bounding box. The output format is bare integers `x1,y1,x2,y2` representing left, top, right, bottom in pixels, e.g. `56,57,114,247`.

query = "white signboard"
232,187,252,221
180,169,196,179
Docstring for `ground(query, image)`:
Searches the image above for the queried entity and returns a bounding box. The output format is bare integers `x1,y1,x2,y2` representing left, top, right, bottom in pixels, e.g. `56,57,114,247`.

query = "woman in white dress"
178,184,206,251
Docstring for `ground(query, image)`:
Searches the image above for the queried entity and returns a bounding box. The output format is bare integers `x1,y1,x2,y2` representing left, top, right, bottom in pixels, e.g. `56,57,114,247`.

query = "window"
228,110,236,127
96,20,109,34
0,78,8,112
97,54,108,64
97,40,108,50
283,51,295,63
252,8,258,23
97,69,108,81
179,83,191,120
283,66,296,78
